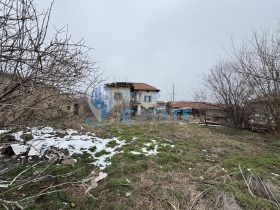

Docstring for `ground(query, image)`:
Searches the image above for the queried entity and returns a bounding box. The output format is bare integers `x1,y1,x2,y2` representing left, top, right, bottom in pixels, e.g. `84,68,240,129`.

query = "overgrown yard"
1,122,280,209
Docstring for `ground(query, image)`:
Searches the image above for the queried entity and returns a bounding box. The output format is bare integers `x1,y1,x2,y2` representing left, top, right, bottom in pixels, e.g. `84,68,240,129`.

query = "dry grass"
132,171,198,209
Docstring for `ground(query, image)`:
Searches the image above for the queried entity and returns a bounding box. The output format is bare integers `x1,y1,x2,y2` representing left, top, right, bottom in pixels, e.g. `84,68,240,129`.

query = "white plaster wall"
106,87,131,106
135,91,158,110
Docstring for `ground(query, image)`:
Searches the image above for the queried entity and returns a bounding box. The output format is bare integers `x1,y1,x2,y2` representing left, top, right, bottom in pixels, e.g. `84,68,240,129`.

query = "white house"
105,82,160,116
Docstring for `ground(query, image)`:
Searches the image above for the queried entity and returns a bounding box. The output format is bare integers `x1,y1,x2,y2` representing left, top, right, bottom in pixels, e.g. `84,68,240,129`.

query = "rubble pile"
0,126,126,169
1,142,76,164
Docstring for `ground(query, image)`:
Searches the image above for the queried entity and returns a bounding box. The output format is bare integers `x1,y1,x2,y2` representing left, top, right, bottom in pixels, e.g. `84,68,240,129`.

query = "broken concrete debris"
1,144,75,164
3,144,29,156
20,133,33,142
83,171,108,194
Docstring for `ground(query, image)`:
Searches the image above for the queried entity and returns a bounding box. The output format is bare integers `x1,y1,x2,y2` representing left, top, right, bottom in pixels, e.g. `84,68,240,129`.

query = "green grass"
95,149,110,157
88,146,97,152
106,140,118,148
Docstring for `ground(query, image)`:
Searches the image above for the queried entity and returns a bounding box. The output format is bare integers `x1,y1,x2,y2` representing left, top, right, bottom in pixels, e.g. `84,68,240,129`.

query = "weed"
89,146,97,152
106,140,118,148
95,149,110,157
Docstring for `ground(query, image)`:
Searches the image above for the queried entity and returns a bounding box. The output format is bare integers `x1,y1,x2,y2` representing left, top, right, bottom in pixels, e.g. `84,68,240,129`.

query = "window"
131,92,135,100
144,96,151,102
114,92,123,100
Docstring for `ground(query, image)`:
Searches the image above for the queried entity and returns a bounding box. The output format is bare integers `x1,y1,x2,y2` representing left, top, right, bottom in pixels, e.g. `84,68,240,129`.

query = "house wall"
103,85,160,117
105,87,131,118
0,73,91,125
157,103,166,109
105,87,131,106
135,91,158,110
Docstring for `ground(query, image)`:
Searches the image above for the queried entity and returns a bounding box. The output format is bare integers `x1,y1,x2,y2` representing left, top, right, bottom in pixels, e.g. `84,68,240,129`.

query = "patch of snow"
208,124,224,127
142,144,158,156
161,143,175,148
132,137,138,141
12,131,24,141
131,151,141,155
0,130,9,135
0,184,9,188
271,173,279,177
131,140,175,156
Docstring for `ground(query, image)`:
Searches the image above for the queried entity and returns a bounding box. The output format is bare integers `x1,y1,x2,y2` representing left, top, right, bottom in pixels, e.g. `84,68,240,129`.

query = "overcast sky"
37,0,280,101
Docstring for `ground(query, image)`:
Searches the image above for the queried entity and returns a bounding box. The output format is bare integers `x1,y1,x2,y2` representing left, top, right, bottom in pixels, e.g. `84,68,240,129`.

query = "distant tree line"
201,24,280,134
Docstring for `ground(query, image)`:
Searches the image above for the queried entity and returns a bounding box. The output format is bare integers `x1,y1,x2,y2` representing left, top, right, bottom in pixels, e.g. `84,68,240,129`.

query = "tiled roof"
105,82,132,88
105,82,160,91
132,83,160,92
167,101,220,110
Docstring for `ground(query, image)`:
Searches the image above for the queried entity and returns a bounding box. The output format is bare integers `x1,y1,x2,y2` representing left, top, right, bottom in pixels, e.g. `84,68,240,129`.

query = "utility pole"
172,83,175,102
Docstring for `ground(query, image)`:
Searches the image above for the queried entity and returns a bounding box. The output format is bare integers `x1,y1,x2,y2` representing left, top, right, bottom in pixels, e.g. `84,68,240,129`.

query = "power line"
175,84,196,89
155,83,195,89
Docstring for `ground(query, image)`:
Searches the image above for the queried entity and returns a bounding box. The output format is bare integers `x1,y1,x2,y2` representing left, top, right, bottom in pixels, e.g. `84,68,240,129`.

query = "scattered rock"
43,146,72,163
1,145,29,156
1,146,14,156
20,133,33,142
61,158,77,165
69,202,76,208
55,132,67,138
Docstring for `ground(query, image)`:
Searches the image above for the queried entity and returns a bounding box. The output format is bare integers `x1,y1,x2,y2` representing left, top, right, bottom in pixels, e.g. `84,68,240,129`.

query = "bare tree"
232,27,280,132
0,0,102,125
192,88,209,122
203,60,254,128
192,88,209,103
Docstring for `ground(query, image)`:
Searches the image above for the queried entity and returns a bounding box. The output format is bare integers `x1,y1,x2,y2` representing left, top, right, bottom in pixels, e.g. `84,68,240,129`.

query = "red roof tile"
132,83,160,92
167,101,221,110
